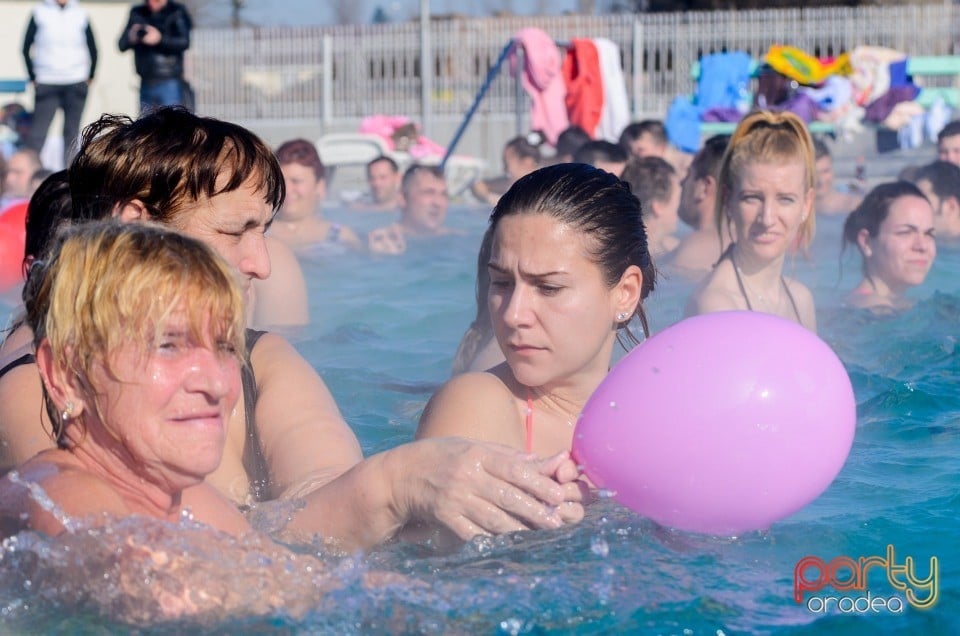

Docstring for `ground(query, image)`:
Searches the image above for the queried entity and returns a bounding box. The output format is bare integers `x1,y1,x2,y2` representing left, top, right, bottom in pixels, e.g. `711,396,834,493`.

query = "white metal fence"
190,4,957,136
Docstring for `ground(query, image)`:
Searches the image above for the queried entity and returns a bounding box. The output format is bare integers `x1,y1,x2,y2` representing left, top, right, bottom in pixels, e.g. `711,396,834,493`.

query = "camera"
136,26,148,38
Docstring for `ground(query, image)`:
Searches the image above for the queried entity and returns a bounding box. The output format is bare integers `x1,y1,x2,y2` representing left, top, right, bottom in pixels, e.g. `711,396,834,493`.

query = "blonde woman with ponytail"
685,110,818,331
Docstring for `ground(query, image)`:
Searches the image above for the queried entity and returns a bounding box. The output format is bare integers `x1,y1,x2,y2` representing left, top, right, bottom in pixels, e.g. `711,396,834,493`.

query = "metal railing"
189,4,956,134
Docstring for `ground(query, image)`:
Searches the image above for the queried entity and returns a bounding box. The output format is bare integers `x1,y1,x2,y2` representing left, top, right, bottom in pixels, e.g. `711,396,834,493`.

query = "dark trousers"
26,81,89,168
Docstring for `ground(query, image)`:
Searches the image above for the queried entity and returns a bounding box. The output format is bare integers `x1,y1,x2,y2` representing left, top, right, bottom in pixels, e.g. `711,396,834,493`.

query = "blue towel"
665,96,702,154
698,51,753,112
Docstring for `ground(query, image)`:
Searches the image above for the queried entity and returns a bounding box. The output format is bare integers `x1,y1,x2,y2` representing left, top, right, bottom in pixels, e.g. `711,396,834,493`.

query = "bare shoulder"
181,483,252,537
0,323,32,364
337,224,365,250
684,266,739,317
246,330,361,497
1,452,128,536
416,368,522,447
247,331,343,417
248,330,299,368
251,237,309,330
671,231,722,274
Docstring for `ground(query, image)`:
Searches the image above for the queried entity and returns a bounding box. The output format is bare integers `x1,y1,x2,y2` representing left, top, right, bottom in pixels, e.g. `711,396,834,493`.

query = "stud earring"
616,312,629,322
61,401,74,422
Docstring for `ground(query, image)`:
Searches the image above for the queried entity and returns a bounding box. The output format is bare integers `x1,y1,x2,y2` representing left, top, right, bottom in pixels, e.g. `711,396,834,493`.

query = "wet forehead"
492,214,592,271
888,193,935,224
181,181,274,229
735,161,807,193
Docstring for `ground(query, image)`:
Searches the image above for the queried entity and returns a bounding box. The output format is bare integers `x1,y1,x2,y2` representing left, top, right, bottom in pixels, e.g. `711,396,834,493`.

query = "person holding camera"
118,0,192,113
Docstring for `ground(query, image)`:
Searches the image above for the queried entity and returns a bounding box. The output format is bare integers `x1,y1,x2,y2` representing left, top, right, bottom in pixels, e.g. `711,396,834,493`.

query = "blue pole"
441,39,516,170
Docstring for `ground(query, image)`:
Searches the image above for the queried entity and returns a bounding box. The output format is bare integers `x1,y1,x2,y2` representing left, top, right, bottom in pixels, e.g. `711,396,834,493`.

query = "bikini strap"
781,276,802,322
730,253,754,311
0,352,36,380
242,328,270,501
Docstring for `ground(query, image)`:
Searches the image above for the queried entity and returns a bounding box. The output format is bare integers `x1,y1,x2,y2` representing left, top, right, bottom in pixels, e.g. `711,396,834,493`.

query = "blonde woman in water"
685,110,817,331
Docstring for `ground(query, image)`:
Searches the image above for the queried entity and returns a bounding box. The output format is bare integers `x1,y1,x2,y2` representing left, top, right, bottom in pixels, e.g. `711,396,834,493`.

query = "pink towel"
511,27,569,146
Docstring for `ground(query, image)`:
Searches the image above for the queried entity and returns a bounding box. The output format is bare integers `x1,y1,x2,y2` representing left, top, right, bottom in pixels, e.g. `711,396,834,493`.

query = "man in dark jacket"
117,0,191,113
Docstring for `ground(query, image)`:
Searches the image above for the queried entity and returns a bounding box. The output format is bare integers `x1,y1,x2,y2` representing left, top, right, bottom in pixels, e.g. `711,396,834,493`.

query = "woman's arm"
285,438,585,551
249,333,364,500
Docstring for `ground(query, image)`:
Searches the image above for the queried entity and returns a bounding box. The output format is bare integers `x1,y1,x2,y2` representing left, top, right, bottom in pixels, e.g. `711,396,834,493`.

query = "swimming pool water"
1,206,957,634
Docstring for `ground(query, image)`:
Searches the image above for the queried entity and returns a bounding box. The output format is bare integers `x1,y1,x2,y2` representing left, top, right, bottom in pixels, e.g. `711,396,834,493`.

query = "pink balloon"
573,311,856,535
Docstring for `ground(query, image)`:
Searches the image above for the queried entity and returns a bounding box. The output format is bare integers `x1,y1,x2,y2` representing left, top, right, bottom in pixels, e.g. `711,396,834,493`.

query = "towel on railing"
697,51,753,112
511,27,569,146
593,38,630,143
562,39,603,140
764,46,851,86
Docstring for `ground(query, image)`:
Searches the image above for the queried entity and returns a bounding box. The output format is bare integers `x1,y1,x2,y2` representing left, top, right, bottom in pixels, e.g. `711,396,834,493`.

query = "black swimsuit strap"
731,260,753,311
0,352,36,380
726,245,801,321
724,245,755,312
242,328,270,502
781,278,802,322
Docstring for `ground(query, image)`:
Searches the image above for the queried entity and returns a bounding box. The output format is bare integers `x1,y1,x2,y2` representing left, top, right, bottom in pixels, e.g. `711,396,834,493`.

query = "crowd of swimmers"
0,105,953,615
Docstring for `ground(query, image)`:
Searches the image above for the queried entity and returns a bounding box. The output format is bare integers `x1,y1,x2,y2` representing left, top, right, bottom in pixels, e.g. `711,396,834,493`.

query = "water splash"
5,470,78,533
590,536,609,558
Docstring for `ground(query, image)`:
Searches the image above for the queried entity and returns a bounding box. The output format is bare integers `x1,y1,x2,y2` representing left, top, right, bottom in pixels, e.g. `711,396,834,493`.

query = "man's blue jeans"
139,78,183,113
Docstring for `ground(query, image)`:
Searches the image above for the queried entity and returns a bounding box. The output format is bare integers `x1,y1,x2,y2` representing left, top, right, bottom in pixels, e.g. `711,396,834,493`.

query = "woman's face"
503,148,536,181
863,195,936,291
279,162,325,222
488,213,630,391
174,177,274,295
87,307,241,491
726,160,812,262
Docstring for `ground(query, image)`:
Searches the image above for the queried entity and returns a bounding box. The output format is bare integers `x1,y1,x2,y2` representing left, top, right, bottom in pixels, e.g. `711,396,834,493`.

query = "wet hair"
912,160,960,204
451,226,495,375
22,170,72,278
24,220,246,447
573,140,628,167
812,136,831,161
555,125,591,160
488,163,657,342
503,135,542,164
689,134,729,181
69,107,285,226
276,138,326,181
842,181,927,244
936,120,960,144
366,155,399,175
716,110,817,250
401,163,445,194
618,120,667,153
841,181,929,278
620,156,676,219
